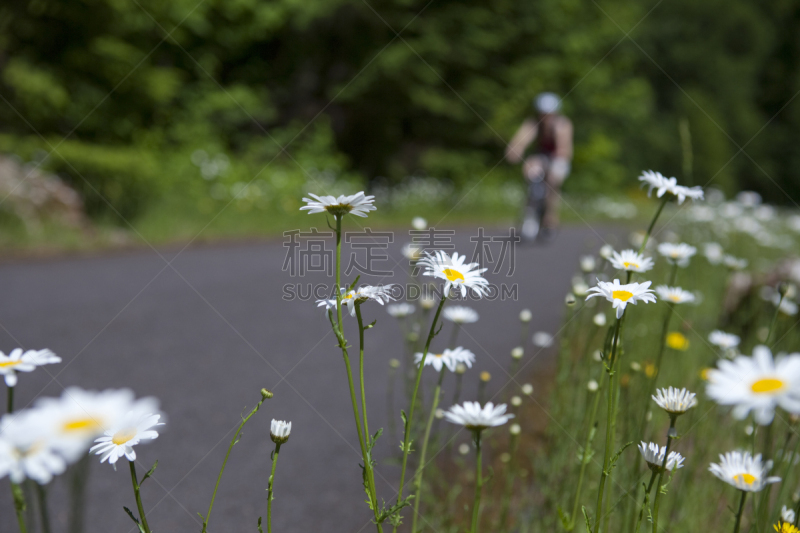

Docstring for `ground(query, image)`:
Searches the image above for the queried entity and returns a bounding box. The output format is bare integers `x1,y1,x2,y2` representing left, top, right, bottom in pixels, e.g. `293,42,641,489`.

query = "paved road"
0,225,621,532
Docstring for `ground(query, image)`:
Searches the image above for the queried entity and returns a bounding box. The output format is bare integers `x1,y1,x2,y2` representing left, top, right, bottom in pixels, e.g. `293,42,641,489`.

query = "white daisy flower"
703,242,724,265
585,279,657,319
386,303,415,318
723,255,748,270
519,309,532,322
417,251,489,298
773,294,799,316
782,505,796,524
299,192,376,218
0,412,67,484
709,451,780,492
532,332,554,348
316,285,396,317
638,171,703,204
655,286,696,305
89,411,162,465
580,255,596,273
593,313,607,327
657,242,697,267
443,306,479,324
638,441,685,472
414,347,475,373
652,387,698,415
444,401,514,430
270,419,292,444
706,345,800,425
33,388,158,461
608,249,654,273
411,217,428,230
0,348,61,387
673,185,704,204
401,243,423,261
709,330,740,350
599,244,614,260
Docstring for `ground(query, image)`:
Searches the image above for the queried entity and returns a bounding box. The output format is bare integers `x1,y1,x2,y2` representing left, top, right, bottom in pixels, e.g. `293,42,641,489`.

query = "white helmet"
534,92,561,114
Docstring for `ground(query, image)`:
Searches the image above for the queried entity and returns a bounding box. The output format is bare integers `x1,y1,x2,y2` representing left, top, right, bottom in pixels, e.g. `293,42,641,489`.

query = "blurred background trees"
0,0,797,223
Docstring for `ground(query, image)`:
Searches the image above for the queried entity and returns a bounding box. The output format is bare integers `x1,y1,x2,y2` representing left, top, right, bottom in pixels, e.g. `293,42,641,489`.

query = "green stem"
638,303,674,440
202,392,269,533
267,443,281,533
651,417,676,533
355,303,381,527
411,367,446,533
634,471,658,533
129,461,151,533
11,482,28,533
393,296,447,533
592,317,622,533
639,196,669,255
7,386,13,413
733,491,747,533
766,293,784,347
756,422,774,532
568,373,606,530
471,430,484,533
35,484,51,533
499,431,520,532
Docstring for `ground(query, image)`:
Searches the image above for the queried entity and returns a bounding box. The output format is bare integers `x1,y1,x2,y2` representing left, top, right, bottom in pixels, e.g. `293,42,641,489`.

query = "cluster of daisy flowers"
0,387,162,484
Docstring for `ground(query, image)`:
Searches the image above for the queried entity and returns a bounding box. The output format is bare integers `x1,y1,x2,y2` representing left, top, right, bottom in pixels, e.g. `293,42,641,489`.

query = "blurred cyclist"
505,92,573,240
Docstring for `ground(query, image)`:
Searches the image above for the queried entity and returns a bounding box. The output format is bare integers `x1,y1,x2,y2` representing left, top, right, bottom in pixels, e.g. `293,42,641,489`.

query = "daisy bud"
510,396,522,407
500,452,511,463
519,309,532,323
411,217,427,230
270,419,291,444
645,411,652,421
599,244,614,259
630,361,641,372
435,408,445,419
565,294,577,306
521,384,534,395
745,425,754,436
532,332,554,348
420,296,435,310
509,423,521,435
389,358,400,369
587,380,599,392
580,255,596,273
511,347,524,360
593,313,607,327
455,363,467,374
261,389,274,400
592,350,603,362
572,281,589,297
458,443,470,455
480,371,491,382
793,491,800,503
778,282,790,298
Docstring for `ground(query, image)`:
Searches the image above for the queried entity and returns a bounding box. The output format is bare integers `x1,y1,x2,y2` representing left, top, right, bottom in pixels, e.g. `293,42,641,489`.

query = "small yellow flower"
666,332,690,351
480,371,491,382
645,363,656,378
775,521,799,533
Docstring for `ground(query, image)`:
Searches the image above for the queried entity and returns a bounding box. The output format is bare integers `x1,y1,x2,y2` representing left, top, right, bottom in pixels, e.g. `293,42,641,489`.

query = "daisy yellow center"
0,361,21,368
612,290,634,302
443,268,465,283
112,428,138,445
62,418,101,433
751,378,785,394
434,353,443,358
344,293,354,300
668,294,681,302
623,262,638,269
671,251,680,258
734,473,757,485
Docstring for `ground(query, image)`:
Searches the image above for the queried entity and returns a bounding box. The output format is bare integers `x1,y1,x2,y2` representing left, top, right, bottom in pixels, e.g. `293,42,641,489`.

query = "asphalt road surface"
0,224,623,533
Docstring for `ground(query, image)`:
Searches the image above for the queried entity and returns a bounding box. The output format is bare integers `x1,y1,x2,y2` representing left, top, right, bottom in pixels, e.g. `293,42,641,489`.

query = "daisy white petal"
300,191,376,218
657,243,697,267
417,251,489,298
655,286,696,305
585,279,657,319
652,387,698,415
415,347,475,373
638,441,685,472
709,330,740,350
608,249,654,273
444,401,514,430
0,412,67,484
442,306,479,324
386,303,415,318
0,349,61,388
89,411,163,466
709,450,780,492
270,419,292,444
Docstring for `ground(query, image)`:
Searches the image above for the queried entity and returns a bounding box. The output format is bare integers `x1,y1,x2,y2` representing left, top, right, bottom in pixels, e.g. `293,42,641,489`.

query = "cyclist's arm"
505,119,537,164
554,117,573,160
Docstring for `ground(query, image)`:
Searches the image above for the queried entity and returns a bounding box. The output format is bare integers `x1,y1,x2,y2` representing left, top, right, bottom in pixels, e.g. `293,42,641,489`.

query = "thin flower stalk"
498,428,521,532
6,386,28,533
266,442,281,533
651,417,677,533
633,471,658,533
772,429,800,522
471,430,485,533
637,302,675,439
129,461,152,533
568,372,605,531
767,291,786,347
638,196,669,255
35,484,51,533
392,296,447,533
592,316,623,533
733,491,748,533
411,366,447,533
201,390,271,533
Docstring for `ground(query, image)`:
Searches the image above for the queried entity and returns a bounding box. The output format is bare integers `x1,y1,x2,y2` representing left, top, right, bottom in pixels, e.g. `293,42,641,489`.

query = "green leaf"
140,460,158,485
557,506,571,529
123,506,146,533
607,442,634,474
582,506,592,533
257,516,264,533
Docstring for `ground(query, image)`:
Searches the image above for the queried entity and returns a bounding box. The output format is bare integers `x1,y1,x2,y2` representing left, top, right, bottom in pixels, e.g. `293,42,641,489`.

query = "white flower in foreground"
703,242,724,265
411,217,428,230
585,279,657,319
655,286,696,305
532,332,554,348
638,441,685,472
90,412,162,465
387,303,415,318
418,251,489,298
299,191,376,218
658,242,697,267
316,285,396,317
782,505,796,524
709,330,740,350
638,170,703,204
709,451,780,492
0,348,61,387
34,388,158,461
706,345,800,425
415,347,475,373
652,387,698,415
0,413,67,484
443,306,479,324
609,249,654,273
270,419,292,444
444,401,514,430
